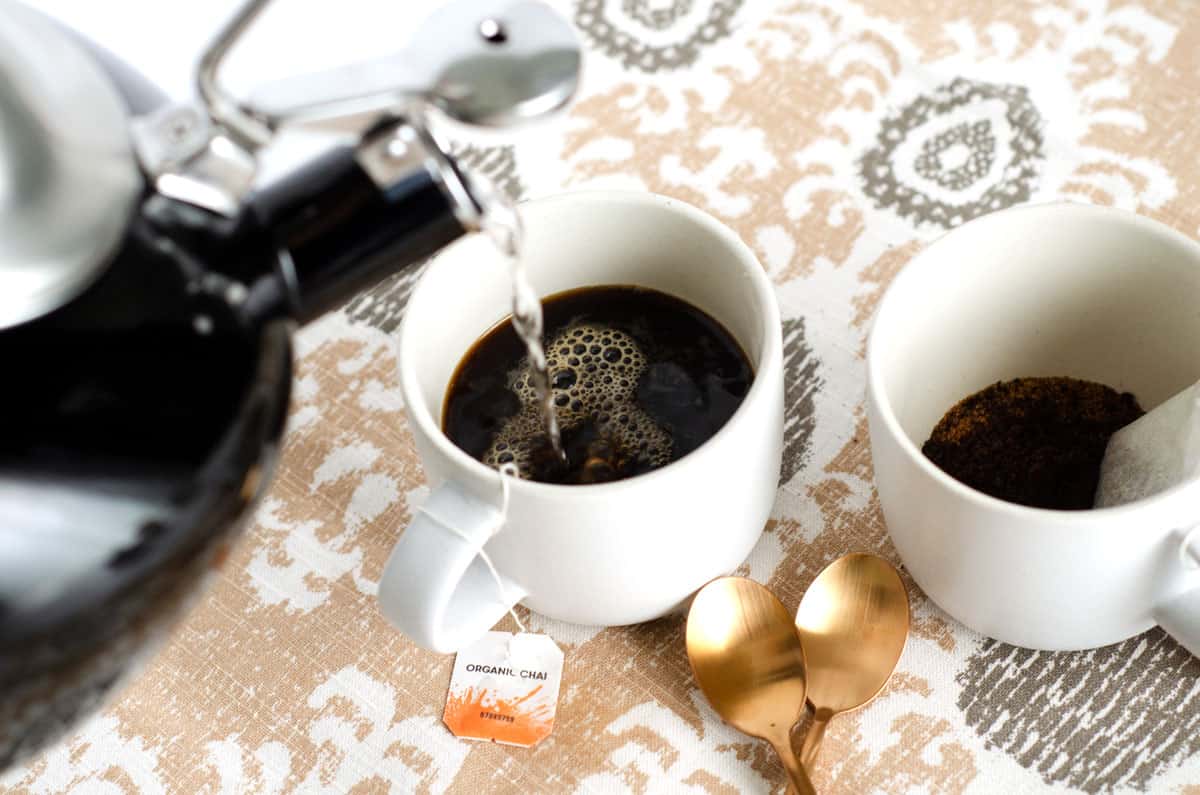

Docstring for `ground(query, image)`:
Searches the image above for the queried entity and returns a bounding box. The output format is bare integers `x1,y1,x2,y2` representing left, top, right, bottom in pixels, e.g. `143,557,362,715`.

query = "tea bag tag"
444,631,563,747
1096,382,1200,507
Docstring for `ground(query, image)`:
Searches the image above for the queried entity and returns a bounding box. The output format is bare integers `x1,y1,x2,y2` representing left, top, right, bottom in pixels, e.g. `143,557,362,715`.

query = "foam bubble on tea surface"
1095,382,1200,507
483,322,673,475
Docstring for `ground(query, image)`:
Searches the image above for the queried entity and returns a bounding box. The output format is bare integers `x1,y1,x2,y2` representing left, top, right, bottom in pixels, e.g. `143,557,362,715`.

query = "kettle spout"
238,117,484,325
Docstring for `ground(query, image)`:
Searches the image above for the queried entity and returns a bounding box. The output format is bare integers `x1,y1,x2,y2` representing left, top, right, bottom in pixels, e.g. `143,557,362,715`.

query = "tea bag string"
418,463,527,633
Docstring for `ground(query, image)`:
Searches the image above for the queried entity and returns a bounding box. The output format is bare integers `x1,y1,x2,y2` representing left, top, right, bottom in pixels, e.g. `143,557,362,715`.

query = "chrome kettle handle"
198,0,582,147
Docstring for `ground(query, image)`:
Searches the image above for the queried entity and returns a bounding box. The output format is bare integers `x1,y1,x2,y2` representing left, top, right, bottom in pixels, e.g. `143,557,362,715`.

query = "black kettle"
0,0,580,768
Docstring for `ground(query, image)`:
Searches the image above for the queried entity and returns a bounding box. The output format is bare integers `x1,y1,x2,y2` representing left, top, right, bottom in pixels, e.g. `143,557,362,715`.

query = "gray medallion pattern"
779,317,822,488
341,263,428,335
343,145,523,334
574,0,744,73
913,120,994,191
453,144,524,205
623,0,691,30
859,78,1044,229
957,628,1200,791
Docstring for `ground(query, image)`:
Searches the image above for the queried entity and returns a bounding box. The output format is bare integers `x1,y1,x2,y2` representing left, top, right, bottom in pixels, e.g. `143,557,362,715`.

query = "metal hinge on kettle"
135,0,581,218
0,0,581,328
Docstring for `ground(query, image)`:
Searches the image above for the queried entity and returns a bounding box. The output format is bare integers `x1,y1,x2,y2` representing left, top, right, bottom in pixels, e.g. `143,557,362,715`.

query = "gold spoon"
686,577,817,795
793,553,910,768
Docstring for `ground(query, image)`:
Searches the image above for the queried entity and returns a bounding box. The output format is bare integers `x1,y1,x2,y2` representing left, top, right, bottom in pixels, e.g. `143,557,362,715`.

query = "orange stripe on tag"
443,686,555,747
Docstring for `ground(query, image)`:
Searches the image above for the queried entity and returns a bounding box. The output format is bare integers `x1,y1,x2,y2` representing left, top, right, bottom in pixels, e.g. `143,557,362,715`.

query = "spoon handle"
799,715,830,769
770,737,816,795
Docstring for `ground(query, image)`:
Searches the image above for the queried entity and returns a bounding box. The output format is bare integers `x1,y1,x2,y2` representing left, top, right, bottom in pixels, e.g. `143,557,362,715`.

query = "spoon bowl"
794,553,910,767
686,577,816,795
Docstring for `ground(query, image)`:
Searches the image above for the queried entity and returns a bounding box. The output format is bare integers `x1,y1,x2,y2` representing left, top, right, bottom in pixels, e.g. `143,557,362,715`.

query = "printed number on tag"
444,632,563,747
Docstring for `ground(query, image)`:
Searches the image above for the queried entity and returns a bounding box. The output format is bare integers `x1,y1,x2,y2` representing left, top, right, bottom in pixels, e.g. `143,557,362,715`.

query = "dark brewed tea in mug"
443,286,754,484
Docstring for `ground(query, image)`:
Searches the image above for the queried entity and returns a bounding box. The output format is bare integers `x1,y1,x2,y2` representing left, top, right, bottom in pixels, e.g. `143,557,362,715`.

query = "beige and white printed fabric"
6,0,1200,792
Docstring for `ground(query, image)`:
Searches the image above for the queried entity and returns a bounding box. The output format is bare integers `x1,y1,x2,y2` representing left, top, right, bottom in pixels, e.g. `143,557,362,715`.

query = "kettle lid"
0,1,142,329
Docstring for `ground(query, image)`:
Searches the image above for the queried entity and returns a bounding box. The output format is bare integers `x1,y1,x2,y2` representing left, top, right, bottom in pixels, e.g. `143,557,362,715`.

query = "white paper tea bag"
1095,382,1200,507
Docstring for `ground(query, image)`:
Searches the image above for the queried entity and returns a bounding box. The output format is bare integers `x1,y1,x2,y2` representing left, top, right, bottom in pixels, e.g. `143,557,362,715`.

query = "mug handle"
377,481,526,653
1153,525,1200,657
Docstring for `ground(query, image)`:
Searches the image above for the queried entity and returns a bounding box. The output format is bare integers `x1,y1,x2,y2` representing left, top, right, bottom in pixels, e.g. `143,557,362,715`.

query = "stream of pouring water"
480,199,564,462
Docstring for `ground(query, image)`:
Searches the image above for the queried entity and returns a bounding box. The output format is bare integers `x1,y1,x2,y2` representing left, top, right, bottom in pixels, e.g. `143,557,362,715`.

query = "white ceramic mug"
867,202,1200,654
379,191,783,653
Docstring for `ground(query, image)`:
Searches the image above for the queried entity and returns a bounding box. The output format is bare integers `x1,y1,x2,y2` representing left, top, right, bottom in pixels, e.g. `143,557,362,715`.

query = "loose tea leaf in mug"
922,377,1145,510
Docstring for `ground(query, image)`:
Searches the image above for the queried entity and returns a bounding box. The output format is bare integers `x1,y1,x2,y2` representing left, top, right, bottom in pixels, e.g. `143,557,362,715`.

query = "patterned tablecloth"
5,0,1200,792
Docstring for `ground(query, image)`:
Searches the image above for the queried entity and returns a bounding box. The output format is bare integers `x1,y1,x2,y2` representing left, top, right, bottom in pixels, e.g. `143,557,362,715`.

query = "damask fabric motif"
6,0,1200,793
575,0,745,71
958,631,1200,791
859,78,1044,228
